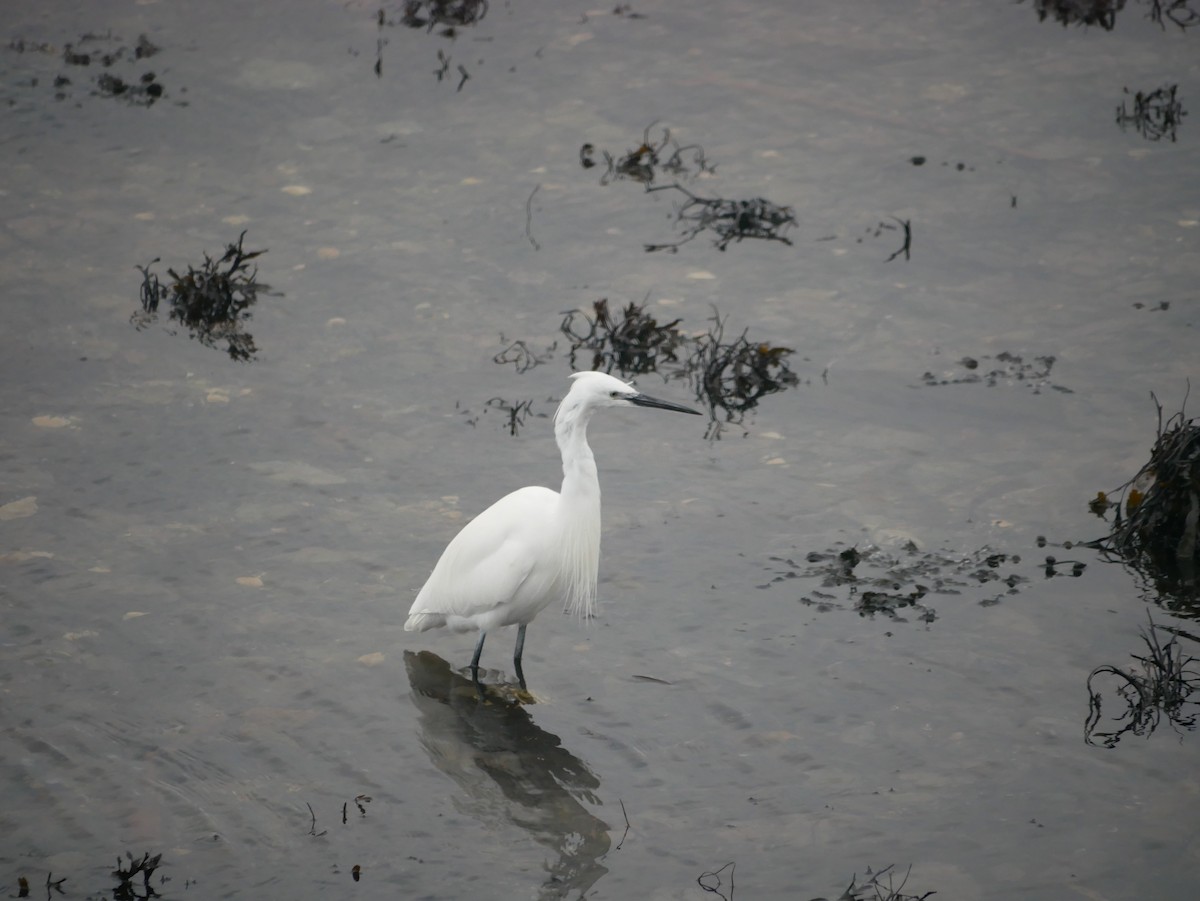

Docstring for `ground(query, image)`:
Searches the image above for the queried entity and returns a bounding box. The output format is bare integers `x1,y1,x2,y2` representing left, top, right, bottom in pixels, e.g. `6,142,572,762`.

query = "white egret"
405,370,700,690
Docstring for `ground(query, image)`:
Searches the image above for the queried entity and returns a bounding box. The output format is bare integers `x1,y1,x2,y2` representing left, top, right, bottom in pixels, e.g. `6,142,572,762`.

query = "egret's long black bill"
630,393,702,415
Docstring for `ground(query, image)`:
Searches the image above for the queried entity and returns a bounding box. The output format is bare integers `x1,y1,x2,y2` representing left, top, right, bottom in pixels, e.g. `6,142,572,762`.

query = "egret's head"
556,371,701,426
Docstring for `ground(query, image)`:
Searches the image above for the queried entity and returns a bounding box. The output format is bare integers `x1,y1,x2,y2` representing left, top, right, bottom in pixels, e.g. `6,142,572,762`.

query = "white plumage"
405,370,699,690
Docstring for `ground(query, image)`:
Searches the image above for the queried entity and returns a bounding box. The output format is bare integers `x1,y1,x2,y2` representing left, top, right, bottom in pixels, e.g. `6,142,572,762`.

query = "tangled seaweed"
581,120,714,186
131,231,267,362
556,301,801,439
1146,0,1200,28
681,309,799,439
489,300,801,439
579,122,793,253
1116,84,1187,142
1085,614,1200,747
837,865,936,901
1087,391,1199,604
697,861,735,901
493,338,556,373
832,865,936,901
1023,0,1200,30
560,297,686,375
644,183,796,252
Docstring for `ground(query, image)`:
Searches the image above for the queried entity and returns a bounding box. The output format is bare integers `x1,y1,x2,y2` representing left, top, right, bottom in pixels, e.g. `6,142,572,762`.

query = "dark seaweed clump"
6,32,168,106
561,301,802,439
920,351,1072,394
761,540,1048,623
132,232,267,362
400,0,489,32
1021,0,1127,28
561,297,686,375
1019,0,1199,29
494,300,803,440
1087,393,1200,606
1116,84,1187,142
681,311,799,438
93,70,165,104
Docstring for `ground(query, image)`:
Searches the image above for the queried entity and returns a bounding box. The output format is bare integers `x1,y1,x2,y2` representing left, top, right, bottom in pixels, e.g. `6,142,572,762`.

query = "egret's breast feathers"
558,496,601,619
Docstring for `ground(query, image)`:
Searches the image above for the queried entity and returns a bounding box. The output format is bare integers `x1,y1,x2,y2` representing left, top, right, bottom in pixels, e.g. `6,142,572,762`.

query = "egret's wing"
406,486,558,628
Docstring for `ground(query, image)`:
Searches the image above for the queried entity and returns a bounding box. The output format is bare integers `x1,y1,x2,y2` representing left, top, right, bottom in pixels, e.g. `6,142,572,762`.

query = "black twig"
525,184,541,250
885,217,912,261
614,798,630,851
484,397,536,436
306,802,327,837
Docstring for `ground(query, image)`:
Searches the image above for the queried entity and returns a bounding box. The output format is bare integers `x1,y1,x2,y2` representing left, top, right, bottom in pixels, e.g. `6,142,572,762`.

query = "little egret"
404,370,700,691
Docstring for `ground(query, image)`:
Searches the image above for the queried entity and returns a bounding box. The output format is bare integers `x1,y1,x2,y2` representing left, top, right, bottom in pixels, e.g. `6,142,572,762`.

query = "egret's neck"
555,406,599,502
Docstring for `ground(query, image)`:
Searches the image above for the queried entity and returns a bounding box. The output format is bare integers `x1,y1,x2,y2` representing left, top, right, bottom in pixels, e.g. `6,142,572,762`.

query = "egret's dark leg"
513,624,528,690
470,631,487,696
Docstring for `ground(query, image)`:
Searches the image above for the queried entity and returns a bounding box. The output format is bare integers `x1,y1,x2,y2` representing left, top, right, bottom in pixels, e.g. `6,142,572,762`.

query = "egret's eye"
610,391,620,398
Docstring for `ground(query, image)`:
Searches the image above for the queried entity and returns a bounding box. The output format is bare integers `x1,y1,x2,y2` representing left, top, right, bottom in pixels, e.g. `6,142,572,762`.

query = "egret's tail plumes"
404,612,446,632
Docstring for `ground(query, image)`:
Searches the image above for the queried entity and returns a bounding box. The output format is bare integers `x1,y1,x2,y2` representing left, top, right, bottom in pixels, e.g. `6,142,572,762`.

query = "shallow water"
2,1,1198,898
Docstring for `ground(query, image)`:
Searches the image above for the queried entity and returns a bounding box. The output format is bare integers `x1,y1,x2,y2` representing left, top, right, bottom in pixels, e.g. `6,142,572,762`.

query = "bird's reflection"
403,650,611,899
